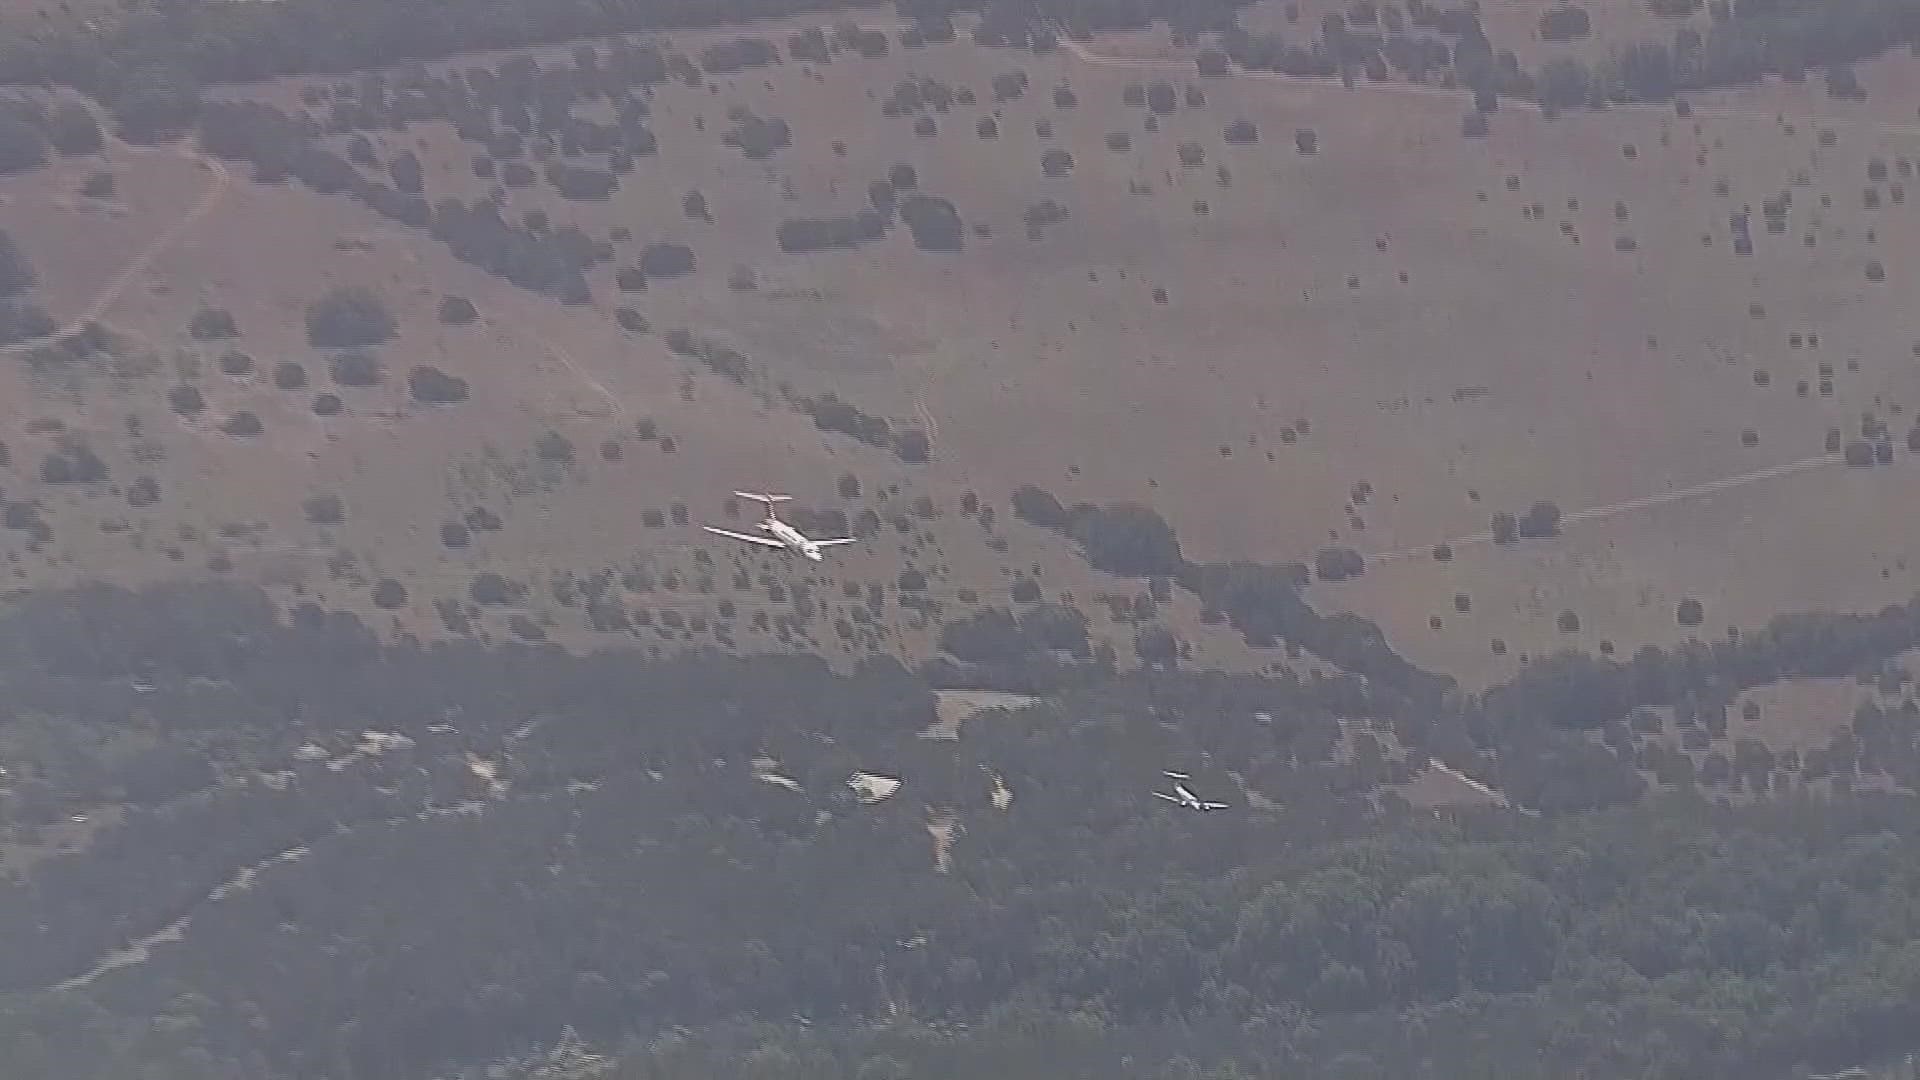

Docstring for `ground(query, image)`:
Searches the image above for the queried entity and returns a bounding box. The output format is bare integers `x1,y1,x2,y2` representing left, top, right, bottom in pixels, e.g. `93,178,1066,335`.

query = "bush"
217,350,254,377
1537,5,1591,40
272,361,308,390
899,195,963,251
1676,597,1705,627
167,384,206,416
329,350,383,387
1315,546,1366,581
470,572,522,605
639,242,695,277
189,307,239,340
126,475,160,508
40,443,108,483
372,578,408,609
0,116,48,175
437,296,478,325
615,267,647,291
312,393,343,416
777,212,887,253
221,411,263,437
615,307,649,332
48,102,103,155
1041,148,1074,177
306,286,396,348
440,521,470,548
408,365,470,404
0,298,53,344
302,493,344,524
1010,484,1068,528
1517,500,1562,538
0,231,35,297
1069,503,1182,576
1135,624,1178,664
894,429,931,463
1224,119,1258,144
536,431,575,463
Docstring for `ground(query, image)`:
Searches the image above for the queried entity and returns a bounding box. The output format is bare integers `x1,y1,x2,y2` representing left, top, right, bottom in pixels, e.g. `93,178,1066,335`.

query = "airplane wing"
1175,784,1199,801
812,537,861,547
1202,801,1230,810
1162,770,1191,780
1150,791,1182,804
704,526,786,548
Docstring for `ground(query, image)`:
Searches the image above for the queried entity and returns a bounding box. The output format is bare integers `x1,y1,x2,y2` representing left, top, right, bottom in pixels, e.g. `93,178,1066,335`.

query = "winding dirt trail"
1,117,232,354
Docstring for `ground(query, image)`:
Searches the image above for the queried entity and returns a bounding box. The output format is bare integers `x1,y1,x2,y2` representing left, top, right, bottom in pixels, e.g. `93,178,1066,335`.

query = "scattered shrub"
302,493,345,524
220,411,263,437
408,365,470,404
437,296,478,324
329,350,383,387
305,286,396,348
189,307,239,340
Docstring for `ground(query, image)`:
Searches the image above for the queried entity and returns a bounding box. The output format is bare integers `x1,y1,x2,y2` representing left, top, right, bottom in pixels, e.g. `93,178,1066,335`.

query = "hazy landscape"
7,0,1920,1075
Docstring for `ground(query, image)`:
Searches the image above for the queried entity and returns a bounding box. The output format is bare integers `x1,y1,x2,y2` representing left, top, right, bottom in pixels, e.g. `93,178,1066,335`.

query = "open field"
6,20,1920,703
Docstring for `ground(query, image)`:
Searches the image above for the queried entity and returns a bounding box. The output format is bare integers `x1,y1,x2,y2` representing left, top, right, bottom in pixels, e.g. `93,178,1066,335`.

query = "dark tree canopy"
407,365,470,404
306,286,397,348
0,116,48,174
328,350,384,387
0,231,35,297
47,102,103,155
639,242,695,277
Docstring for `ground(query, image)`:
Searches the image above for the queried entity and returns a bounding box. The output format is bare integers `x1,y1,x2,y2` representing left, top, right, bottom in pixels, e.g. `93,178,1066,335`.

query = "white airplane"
703,491,860,562
1152,770,1229,812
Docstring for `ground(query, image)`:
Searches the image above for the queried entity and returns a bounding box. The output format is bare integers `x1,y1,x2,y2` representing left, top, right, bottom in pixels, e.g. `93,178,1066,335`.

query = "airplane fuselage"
759,516,824,560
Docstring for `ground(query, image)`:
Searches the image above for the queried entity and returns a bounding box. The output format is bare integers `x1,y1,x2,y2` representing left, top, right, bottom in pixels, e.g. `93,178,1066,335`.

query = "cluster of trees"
0,96,101,173
1485,595,1920,733
1203,0,1920,118
196,96,614,299
1491,499,1562,543
0,229,56,346
777,165,937,253
777,211,889,253
1009,484,1449,702
5,584,1920,1078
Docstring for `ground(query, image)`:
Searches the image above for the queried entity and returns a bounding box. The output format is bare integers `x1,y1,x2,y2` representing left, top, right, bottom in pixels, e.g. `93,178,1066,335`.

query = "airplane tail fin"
734,491,795,506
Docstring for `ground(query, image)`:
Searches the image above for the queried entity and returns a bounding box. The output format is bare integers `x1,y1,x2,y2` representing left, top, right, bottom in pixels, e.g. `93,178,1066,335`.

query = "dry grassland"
7,25,1920,702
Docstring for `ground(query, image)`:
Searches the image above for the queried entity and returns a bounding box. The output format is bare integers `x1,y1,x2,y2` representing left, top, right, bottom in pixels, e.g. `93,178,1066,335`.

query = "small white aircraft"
1152,771,1229,812
704,491,860,562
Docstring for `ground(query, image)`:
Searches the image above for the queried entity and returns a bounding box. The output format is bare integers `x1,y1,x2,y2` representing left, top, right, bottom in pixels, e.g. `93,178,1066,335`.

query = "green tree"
307,287,396,348
0,230,34,296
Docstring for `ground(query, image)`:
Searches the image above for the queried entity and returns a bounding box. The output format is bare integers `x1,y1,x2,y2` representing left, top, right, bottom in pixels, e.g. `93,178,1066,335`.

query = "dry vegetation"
5,16,1920,740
